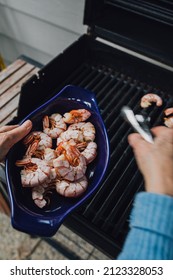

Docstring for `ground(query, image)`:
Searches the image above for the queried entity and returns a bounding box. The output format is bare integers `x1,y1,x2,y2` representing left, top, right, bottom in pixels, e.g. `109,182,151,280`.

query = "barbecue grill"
10,0,173,258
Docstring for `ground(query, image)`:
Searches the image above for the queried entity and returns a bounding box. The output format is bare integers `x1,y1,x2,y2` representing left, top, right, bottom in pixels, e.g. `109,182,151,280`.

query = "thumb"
0,120,32,161
7,120,32,146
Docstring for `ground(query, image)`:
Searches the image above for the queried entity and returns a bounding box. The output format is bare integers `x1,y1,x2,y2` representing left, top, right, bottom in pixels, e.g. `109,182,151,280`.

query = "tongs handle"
121,106,154,144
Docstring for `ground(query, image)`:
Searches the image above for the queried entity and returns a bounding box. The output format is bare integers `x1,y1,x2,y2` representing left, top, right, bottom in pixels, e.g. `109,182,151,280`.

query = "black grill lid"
84,0,173,66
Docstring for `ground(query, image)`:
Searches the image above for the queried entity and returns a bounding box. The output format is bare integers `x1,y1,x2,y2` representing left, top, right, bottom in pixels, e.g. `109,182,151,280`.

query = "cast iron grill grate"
58,61,172,250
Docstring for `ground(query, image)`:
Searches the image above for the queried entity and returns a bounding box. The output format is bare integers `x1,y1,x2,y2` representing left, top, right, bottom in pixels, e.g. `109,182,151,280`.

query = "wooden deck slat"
0,59,41,127
0,63,35,95
0,110,18,127
0,59,26,83
0,95,20,124
0,67,39,110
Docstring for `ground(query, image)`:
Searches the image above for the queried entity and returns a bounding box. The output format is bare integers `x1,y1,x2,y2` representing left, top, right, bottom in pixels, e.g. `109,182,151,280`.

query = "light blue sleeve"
117,192,173,260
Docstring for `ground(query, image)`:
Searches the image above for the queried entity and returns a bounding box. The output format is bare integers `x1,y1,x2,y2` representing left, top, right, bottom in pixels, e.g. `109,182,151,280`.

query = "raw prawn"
23,139,40,158
68,122,96,142
164,107,173,128
164,107,173,116
53,141,87,181
140,93,163,108
55,175,88,198
32,184,55,208
57,129,84,145
25,141,57,167
15,158,52,187
23,131,52,158
63,109,91,124
43,147,57,166
57,122,96,145
52,154,75,181
80,141,97,164
56,140,81,165
43,113,67,138
53,153,87,181
164,116,173,128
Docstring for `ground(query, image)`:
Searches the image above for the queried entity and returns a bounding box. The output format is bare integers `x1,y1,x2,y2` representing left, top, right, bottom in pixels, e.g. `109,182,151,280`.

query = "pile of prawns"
16,109,97,208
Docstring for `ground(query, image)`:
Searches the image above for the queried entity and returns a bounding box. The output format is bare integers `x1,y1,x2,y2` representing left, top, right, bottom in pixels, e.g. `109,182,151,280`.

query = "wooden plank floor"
0,59,39,126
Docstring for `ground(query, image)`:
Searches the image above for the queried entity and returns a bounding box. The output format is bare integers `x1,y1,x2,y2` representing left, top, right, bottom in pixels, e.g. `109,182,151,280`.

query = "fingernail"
23,120,32,130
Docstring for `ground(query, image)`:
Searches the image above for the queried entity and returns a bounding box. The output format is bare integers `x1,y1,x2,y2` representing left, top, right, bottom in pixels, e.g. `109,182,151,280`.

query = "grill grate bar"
97,74,127,108
89,70,116,94
94,72,120,101
53,63,92,93
103,81,145,128
83,72,105,90
83,145,133,219
102,170,142,232
111,180,144,237
68,64,92,86
78,67,102,88
91,158,137,225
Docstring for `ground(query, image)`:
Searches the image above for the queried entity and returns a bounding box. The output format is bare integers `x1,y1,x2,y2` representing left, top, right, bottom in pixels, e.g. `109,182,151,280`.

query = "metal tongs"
121,106,154,144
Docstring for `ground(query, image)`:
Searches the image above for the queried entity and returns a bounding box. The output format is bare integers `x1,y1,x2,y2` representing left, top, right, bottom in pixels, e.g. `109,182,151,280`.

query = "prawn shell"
63,109,91,124
164,107,173,116
55,175,88,198
18,158,52,188
164,116,173,128
140,93,163,108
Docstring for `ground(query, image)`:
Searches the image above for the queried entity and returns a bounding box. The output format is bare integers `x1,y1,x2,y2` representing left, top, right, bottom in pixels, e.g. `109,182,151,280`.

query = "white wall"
0,0,86,65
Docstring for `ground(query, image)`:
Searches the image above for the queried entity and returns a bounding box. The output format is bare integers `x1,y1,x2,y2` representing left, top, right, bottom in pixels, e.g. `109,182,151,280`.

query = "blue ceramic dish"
5,85,110,237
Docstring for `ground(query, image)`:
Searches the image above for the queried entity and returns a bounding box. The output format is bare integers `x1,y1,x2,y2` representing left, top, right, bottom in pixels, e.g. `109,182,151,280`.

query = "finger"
151,126,173,143
6,120,32,147
151,126,169,135
0,125,19,133
128,133,144,147
128,132,153,160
